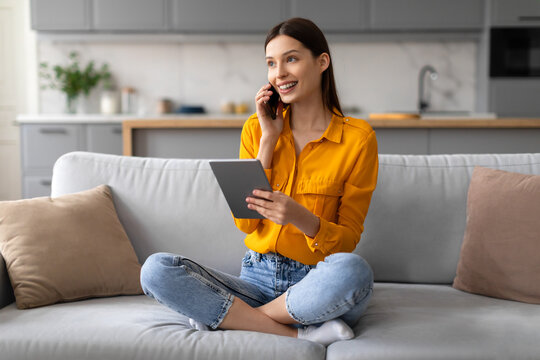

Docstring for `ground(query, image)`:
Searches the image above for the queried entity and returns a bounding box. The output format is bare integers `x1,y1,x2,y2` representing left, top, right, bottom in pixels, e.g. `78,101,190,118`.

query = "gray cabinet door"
86,124,123,155
489,79,540,117
21,124,83,171
93,0,168,31
172,0,285,32
289,0,368,31
31,0,90,31
370,0,485,30
492,0,540,26
23,176,53,198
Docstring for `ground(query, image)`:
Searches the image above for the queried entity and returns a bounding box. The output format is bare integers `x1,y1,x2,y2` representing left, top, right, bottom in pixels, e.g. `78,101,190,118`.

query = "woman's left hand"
246,190,302,225
246,190,321,239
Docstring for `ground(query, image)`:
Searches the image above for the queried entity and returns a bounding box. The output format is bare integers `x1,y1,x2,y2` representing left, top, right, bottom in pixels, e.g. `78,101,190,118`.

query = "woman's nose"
276,63,288,77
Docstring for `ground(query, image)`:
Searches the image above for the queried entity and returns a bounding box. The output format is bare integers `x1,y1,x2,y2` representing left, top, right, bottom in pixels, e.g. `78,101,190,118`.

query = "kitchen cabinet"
289,0,369,32
21,124,83,171
31,0,488,33
86,124,124,154
20,123,123,198
92,0,168,31
30,0,90,31
491,0,540,27
369,0,485,30
171,0,285,32
489,79,540,117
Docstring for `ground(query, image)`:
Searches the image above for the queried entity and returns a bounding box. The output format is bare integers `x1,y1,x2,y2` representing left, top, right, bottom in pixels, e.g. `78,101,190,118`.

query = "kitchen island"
121,116,540,157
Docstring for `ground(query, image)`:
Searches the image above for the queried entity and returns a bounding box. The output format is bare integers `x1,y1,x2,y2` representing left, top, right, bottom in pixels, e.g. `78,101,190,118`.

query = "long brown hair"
265,17,343,117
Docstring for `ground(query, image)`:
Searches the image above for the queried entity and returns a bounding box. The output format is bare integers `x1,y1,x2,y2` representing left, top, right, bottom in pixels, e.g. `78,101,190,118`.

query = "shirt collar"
282,107,344,144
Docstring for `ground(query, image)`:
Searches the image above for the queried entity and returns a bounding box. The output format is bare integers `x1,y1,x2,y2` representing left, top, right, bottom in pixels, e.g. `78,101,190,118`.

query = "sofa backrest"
357,153,540,284
52,152,540,283
52,152,247,277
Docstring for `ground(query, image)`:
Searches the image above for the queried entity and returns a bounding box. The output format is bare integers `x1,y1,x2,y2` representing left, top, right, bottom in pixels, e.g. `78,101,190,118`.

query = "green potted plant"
39,51,111,114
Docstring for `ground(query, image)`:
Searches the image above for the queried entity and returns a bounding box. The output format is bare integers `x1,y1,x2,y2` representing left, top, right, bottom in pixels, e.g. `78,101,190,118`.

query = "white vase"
100,90,120,114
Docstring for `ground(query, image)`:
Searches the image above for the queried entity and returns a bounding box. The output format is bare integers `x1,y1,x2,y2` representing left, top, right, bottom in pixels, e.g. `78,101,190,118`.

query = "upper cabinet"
171,0,285,32
31,0,90,31
289,0,369,32
31,0,487,33
93,0,168,31
492,0,540,27
370,0,485,30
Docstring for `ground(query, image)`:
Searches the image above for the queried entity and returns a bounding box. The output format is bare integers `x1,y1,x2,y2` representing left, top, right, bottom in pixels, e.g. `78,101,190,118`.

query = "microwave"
490,27,540,77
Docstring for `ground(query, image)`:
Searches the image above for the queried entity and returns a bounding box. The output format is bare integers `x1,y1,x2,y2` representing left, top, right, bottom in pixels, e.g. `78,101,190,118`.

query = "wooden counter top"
122,117,540,156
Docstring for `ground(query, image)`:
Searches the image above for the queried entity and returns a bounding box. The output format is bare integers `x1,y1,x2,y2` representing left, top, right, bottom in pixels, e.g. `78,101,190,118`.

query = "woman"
140,17,378,346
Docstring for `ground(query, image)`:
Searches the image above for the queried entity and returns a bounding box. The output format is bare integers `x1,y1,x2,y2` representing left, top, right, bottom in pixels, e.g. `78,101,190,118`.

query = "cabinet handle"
112,128,122,134
519,16,540,22
39,128,68,135
40,180,52,186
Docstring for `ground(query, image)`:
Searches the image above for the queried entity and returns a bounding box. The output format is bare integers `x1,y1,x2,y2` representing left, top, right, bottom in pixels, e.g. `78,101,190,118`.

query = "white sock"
188,318,210,331
297,319,354,346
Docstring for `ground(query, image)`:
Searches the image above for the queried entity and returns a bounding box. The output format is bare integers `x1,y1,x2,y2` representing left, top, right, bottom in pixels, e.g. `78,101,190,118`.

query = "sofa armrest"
0,251,15,309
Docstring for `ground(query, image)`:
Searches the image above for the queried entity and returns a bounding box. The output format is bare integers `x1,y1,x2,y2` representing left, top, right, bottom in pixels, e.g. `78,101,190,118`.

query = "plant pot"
76,95,90,114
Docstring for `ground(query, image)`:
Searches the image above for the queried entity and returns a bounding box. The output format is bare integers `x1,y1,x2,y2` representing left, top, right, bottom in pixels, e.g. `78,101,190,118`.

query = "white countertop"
16,113,250,124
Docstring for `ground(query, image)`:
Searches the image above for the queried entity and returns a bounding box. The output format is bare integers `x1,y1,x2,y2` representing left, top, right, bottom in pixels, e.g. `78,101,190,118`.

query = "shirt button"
338,189,342,193
276,183,280,187
345,118,349,122
314,243,318,246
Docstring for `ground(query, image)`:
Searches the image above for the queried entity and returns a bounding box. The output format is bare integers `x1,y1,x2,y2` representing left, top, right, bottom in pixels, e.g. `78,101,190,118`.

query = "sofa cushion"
453,166,540,304
326,282,540,360
0,295,325,360
357,153,540,284
0,185,143,309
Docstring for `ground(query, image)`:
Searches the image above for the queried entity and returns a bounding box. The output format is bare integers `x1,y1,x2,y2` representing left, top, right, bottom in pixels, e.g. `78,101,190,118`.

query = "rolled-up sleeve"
305,130,379,255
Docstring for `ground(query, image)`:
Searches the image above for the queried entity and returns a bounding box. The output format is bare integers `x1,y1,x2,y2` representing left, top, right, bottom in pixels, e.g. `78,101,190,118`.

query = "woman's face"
265,35,329,106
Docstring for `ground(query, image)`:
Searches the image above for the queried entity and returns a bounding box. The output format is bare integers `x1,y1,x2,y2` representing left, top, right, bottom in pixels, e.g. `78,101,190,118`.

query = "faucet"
418,65,438,113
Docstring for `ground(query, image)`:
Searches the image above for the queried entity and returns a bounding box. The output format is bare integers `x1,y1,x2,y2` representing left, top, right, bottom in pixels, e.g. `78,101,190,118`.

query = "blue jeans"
140,250,374,329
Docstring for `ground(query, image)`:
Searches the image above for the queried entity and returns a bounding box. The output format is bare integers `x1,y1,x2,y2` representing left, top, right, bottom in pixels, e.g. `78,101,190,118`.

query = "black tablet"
209,159,273,219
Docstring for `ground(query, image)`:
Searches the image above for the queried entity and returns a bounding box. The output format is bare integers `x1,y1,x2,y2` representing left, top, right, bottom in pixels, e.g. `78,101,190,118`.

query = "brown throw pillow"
453,166,540,304
0,185,143,309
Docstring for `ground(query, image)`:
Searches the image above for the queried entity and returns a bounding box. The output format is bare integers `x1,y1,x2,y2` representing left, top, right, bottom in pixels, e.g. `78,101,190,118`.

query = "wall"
0,0,37,200
37,39,477,116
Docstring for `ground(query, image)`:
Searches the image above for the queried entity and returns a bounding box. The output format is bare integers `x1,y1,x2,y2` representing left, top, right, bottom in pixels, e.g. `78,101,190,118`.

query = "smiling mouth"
278,81,298,91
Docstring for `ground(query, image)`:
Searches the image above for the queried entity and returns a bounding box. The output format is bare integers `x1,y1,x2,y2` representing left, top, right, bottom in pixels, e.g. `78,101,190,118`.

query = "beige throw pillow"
0,185,143,309
453,166,540,304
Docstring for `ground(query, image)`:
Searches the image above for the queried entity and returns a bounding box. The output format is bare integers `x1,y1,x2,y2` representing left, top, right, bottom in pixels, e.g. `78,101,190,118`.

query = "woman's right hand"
255,83,284,140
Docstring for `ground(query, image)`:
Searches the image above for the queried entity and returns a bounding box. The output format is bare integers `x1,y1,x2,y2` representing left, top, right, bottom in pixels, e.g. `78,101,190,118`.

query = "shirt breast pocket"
296,180,343,221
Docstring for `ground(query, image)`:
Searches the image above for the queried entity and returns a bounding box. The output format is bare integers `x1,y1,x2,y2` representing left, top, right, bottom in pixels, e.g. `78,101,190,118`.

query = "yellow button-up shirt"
233,109,379,265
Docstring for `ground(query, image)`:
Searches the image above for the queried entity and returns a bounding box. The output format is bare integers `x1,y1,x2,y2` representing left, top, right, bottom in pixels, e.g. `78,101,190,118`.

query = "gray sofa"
1,151,540,360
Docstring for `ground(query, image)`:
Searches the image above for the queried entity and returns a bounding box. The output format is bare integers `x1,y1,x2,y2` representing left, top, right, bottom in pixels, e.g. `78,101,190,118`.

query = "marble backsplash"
38,39,477,116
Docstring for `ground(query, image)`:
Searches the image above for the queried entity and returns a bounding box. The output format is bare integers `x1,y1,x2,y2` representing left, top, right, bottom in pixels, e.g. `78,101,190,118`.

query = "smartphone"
264,84,280,120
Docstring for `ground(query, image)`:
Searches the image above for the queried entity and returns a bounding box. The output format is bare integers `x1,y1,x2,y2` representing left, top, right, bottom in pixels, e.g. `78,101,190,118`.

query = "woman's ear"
318,53,330,73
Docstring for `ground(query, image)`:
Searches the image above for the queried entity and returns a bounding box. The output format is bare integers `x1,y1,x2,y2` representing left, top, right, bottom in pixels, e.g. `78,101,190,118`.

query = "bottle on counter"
121,87,137,114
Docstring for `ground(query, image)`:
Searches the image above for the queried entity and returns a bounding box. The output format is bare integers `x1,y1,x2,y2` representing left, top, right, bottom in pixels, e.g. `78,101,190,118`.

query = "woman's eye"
267,60,275,67
287,56,297,63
